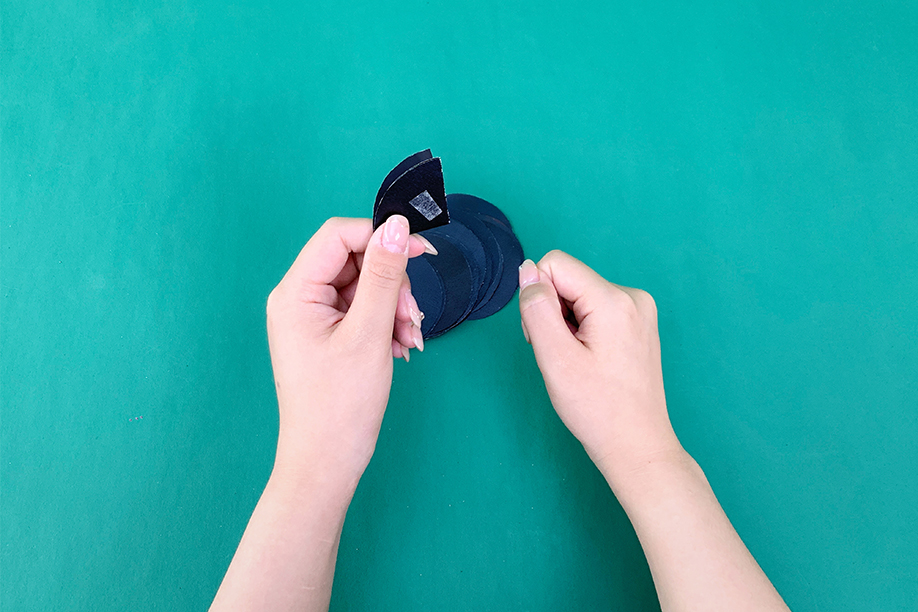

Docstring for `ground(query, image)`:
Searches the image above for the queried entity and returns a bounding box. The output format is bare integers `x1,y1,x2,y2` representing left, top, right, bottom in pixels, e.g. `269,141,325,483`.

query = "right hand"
517,250,683,481
266,216,430,486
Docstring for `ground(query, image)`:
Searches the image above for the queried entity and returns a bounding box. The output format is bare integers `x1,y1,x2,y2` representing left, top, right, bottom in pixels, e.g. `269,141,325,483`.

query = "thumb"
518,259,581,363
344,215,411,343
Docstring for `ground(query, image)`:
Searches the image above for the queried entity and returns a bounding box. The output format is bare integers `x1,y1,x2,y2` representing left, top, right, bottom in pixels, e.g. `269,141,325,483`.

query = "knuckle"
266,286,289,331
364,260,403,286
633,289,657,316
540,249,565,266
321,216,346,232
519,285,555,315
317,216,352,241
605,285,634,311
266,286,282,317
603,287,644,326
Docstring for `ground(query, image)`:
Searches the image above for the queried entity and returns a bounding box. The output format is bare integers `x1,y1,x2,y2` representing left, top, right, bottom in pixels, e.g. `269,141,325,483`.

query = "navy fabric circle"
467,214,524,320
402,189,524,337
406,255,445,337
444,198,503,310
445,193,513,230
421,235,473,338
421,219,487,318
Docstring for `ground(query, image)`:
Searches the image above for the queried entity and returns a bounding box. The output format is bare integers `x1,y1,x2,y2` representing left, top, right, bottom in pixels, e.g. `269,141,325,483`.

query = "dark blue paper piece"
443,193,513,230
421,219,487,315
420,235,473,338
447,197,504,311
373,155,449,233
466,214,524,320
406,255,445,337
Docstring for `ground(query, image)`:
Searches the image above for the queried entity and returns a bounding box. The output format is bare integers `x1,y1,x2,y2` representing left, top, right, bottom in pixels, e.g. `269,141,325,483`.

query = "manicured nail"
519,259,539,289
416,234,438,256
402,344,411,363
382,215,410,254
412,325,425,352
407,292,424,328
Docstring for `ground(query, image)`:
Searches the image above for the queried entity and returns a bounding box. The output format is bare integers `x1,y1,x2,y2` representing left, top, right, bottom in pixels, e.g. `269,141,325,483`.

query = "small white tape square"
409,190,442,221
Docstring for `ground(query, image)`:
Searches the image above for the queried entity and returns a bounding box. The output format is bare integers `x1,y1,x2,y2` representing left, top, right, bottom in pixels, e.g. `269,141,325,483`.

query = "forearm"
602,450,789,612
210,467,356,612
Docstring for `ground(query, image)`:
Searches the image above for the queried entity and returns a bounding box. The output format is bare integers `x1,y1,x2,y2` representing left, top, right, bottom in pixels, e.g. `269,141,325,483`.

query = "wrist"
271,437,366,506
596,443,699,506
268,458,360,511
274,421,375,486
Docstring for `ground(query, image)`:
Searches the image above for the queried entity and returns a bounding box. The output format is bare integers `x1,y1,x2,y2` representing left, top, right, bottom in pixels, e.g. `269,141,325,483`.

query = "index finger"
283,217,429,288
285,217,374,287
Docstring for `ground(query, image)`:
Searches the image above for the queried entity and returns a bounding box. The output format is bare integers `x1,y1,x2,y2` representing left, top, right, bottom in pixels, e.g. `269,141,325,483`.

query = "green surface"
3,0,917,609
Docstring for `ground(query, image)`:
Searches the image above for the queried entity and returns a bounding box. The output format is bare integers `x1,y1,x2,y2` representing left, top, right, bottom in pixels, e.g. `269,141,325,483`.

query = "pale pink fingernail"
412,325,425,352
416,235,438,255
382,215,410,254
407,292,424,328
519,259,539,289
402,345,411,363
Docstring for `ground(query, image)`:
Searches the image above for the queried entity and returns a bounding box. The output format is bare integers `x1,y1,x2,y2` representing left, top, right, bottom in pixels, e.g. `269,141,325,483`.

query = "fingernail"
519,259,539,289
412,325,425,352
407,292,424,328
382,215,410,255
402,345,411,363
416,234,438,256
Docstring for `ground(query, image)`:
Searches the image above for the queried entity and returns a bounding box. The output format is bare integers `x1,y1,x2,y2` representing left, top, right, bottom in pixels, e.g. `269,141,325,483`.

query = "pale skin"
210,215,791,612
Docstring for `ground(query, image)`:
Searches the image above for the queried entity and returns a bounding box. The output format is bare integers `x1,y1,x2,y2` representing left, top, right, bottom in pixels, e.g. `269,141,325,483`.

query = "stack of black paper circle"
372,150,525,339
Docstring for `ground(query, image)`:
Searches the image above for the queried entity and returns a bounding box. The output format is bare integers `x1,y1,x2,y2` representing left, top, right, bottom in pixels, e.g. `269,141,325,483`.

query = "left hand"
266,215,430,487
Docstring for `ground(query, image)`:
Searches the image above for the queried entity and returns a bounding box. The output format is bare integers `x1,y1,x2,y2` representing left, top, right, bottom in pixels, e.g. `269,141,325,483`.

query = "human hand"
517,250,683,484
266,215,433,488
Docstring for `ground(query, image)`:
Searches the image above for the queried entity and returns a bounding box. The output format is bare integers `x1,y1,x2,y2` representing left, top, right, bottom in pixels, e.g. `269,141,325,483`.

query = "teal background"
3,0,917,610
